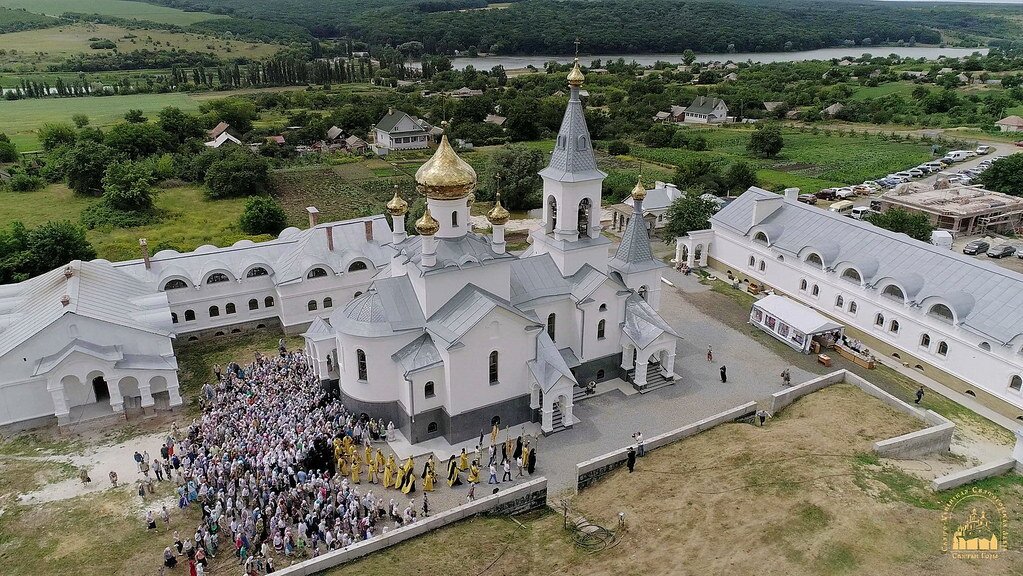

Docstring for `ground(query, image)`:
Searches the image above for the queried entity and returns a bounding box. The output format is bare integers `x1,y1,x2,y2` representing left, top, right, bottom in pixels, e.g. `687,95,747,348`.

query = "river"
449,46,988,71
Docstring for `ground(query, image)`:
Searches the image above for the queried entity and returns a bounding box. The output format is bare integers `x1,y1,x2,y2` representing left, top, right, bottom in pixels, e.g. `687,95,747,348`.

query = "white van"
829,200,854,215
943,150,970,163
851,206,874,220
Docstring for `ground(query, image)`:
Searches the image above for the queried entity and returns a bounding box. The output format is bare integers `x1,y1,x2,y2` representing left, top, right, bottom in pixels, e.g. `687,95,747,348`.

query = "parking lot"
952,233,1023,274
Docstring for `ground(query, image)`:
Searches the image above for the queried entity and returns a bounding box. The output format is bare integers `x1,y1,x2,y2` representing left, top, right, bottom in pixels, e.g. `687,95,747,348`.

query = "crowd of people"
142,346,538,575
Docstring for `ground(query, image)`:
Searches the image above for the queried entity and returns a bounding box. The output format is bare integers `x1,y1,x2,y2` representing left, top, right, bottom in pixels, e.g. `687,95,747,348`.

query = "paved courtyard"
528,268,816,498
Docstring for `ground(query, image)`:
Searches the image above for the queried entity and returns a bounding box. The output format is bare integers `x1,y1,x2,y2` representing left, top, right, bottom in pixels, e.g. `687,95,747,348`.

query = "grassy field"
0,22,280,72
0,0,224,25
851,81,924,100
632,127,934,191
0,92,202,150
0,183,267,261
324,384,1023,576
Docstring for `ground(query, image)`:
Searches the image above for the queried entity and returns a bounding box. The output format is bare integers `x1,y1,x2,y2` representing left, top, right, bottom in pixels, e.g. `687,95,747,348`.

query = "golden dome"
414,207,439,236
386,189,409,216
567,58,585,87
487,193,510,226
631,179,647,201
415,135,477,200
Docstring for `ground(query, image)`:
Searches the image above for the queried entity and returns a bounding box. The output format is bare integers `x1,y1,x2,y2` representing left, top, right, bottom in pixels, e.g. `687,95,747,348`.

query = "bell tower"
529,55,611,276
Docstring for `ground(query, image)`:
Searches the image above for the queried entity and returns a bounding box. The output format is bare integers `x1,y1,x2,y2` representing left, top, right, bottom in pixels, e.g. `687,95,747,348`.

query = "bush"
607,140,630,156
240,196,288,235
37,123,78,152
89,39,116,50
80,202,157,229
204,150,271,199
9,173,44,192
0,140,17,162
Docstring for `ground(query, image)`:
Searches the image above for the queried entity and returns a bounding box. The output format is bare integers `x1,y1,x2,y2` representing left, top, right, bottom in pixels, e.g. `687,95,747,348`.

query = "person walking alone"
781,368,791,387
756,409,770,426
501,459,512,482
706,346,713,362
626,447,637,473
915,386,925,404
719,365,727,383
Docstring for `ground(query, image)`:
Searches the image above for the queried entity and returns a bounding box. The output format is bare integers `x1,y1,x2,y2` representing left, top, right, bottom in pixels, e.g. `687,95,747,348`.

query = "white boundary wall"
275,477,547,576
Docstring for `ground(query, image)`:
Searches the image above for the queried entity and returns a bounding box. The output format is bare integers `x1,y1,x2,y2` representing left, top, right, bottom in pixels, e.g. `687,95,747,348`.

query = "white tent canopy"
750,294,843,353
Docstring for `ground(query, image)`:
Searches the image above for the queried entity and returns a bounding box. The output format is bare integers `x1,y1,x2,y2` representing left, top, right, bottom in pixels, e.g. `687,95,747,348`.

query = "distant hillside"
133,0,1021,52
0,7,59,33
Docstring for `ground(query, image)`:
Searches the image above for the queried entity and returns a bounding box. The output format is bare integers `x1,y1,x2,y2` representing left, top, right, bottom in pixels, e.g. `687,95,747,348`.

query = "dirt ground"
330,384,1023,576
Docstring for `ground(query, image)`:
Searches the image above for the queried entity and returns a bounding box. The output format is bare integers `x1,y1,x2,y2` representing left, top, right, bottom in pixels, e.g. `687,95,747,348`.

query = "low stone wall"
274,477,547,576
931,458,1017,491
576,401,757,490
767,372,846,413
874,421,956,458
765,370,954,458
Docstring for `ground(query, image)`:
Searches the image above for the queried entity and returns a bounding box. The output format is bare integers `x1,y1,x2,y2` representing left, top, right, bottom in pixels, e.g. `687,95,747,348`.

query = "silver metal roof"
510,254,572,306
623,294,679,349
399,233,516,275
427,284,538,346
0,260,172,357
527,331,577,393
713,188,1023,345
392,333,442,374
539,87,606,183
331,275,425,337
609,201,665,275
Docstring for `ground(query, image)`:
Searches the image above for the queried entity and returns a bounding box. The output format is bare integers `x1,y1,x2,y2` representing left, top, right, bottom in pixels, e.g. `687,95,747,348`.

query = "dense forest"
134,0,1020,53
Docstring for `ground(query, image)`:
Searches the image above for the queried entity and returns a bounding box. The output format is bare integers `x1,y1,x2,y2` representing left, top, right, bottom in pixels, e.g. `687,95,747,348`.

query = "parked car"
1014,141,1023,147
816,188,837,200
869,199,882,211
851,206,875,220
976,145,992,155
907,168,925,178
852,184,873,195
963,240,990,255
887,174,910,184
797,193,817,204
829,200,855,215
836,187,857,199
986,244,1016,258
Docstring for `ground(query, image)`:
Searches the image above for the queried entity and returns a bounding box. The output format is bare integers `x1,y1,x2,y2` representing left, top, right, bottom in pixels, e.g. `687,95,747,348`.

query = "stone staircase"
543,404,569,436
628,362,674,394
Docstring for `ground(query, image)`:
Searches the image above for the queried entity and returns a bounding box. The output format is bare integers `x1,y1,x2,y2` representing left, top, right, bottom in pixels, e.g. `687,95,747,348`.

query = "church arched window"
547,196,558,232
597,319,606,340
452,210,459,227
489,351,499,384
357,349,368,380
547,313,556,342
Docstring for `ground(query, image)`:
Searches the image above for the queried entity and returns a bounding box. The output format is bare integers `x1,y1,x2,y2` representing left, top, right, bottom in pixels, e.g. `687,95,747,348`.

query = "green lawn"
0,92,203,151
0,183,269,261
851,81,924,101
632,127,933,190
0,0,224,25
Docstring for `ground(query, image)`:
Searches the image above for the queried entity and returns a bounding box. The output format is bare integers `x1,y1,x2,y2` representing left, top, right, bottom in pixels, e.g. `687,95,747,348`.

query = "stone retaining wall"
766,369,954,458
931,458,1017,491
274,477,547,576
576,401,758,490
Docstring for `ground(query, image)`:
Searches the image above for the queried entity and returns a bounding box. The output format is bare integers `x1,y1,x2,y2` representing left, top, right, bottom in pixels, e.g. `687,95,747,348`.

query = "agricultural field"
632,127,935,191
850,81,923,100
0,92,203,150
0,21,280,72
0,0,224,25
0,183,266,261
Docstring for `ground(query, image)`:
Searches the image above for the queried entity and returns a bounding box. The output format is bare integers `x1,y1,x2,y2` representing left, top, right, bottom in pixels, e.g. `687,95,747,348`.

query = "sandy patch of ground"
17,431,170,505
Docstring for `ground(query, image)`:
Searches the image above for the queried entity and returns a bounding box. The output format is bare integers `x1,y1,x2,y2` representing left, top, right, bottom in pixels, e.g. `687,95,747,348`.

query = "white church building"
0,61,679,442
677,186,1023,421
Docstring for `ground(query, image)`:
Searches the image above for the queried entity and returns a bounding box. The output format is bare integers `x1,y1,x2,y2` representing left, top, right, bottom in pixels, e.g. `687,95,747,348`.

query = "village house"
373,108,429,152
204,132,241,148
996,115,1023,133
684,96,729,124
